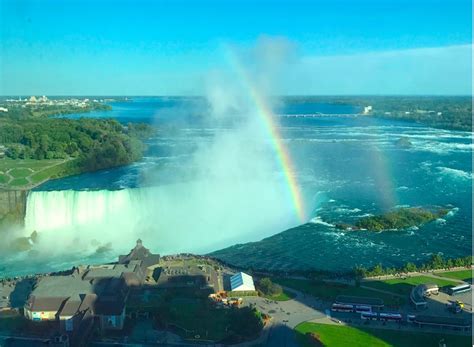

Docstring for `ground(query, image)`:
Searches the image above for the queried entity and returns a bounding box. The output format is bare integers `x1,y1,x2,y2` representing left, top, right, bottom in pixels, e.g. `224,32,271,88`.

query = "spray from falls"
17,38,309,266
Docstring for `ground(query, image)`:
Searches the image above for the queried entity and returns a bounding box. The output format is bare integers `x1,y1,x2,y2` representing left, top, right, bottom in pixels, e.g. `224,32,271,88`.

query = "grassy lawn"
0,158,77,188
0,158,61,172
295,322,471,347
0,174,8,184
265,289,296,301
9,168,32,178
363,276,458,296
28,159,78,184
434,269,472,282
9,177,29,186
273,278,403,307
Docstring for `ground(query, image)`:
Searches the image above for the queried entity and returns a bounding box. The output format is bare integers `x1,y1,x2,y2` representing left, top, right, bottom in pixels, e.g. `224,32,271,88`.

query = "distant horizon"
1,94,472,98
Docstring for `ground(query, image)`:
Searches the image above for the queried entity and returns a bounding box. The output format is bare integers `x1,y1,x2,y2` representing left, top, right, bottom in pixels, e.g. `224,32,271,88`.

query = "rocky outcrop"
0,190,28,229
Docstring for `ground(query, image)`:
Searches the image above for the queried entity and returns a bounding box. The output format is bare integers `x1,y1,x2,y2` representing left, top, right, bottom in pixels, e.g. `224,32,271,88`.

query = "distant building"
29,96,37,103
230,272,255,292
0,107,8,112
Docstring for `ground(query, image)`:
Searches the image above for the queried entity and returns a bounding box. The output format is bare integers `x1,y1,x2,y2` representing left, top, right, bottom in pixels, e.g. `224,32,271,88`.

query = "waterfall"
23,182,298,256
25,189,149,232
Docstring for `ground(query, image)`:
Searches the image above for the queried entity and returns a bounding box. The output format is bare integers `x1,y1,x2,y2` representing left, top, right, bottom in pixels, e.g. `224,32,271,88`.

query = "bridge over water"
278,113,363,118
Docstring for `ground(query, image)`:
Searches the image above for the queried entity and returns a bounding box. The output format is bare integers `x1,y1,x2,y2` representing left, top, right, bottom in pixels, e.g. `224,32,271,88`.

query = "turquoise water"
1,97,472,276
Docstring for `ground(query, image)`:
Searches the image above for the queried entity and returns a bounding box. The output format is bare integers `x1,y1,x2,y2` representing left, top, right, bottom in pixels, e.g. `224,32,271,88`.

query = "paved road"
245,288,328,347
246,288,326,329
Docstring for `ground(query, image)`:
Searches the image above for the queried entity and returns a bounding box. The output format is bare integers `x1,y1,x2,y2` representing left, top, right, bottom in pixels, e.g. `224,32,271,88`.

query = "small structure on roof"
118,239,160,271
230,272,255,292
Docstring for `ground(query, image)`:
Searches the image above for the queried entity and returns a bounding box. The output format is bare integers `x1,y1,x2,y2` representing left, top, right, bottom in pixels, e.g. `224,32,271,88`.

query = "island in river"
335,207,450,232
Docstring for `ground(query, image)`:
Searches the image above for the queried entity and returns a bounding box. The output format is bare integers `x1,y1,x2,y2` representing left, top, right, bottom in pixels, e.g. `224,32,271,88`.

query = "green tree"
429,253,445,269
257,278,283,296
403,262,417,273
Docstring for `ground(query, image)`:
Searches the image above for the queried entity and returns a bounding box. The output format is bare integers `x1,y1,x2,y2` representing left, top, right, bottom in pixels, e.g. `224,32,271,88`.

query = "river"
1,97,471,276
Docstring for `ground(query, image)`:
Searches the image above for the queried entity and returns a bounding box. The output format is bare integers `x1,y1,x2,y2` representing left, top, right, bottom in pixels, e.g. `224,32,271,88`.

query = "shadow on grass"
293,322,471,347
273,278,404,308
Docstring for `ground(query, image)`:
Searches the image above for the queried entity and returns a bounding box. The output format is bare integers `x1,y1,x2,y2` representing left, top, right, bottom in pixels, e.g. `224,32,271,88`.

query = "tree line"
0,117,154,172
354,254,473,279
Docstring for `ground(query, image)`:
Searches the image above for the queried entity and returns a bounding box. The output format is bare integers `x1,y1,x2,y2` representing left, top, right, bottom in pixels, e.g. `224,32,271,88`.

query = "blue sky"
0,0,472,95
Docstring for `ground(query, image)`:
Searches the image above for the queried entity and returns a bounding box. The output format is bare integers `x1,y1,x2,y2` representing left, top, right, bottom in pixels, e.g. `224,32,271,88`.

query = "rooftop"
230,272,255,291
83,263,139,280
32,276,93,298
27,296,68,312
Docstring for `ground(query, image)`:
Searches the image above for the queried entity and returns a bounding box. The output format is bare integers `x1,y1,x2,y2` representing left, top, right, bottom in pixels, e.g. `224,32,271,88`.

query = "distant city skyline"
0,0,472,95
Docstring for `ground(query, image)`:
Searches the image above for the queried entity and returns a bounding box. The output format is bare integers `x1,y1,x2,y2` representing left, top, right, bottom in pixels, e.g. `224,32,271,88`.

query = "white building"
230,272,255,292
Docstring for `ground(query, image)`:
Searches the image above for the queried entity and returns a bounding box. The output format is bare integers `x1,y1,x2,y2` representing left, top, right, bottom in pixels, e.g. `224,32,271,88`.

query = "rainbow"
225,48,307,222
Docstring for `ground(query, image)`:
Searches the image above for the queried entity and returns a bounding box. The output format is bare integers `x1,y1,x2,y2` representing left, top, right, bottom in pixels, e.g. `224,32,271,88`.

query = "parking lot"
408,288,472,318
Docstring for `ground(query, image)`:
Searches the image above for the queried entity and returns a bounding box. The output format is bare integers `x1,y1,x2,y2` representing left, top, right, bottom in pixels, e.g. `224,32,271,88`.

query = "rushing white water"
25,189,148,232
23,181,299,257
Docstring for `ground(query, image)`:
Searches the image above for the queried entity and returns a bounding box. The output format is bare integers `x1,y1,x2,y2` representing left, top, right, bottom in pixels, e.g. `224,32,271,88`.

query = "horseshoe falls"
22,180,297,264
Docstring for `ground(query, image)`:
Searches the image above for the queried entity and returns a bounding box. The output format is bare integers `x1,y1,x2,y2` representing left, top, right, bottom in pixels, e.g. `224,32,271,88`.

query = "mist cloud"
13,37,307,266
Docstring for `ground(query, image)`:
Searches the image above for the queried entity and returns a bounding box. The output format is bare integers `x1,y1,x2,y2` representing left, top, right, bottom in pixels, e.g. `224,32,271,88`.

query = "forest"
0,117,154,173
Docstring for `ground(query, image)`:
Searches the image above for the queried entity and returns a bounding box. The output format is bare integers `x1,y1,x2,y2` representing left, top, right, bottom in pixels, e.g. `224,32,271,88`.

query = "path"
0,158,73,190
244,287,328,347
422,272,467,284
361,266,473,283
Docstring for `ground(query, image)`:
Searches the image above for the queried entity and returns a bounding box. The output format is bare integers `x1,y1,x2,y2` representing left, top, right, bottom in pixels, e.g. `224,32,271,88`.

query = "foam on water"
309,216,335,227
436,167,473,180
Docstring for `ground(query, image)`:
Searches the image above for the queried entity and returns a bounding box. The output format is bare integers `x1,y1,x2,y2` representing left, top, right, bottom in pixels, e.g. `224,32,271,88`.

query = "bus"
331,303,354,312
355,305,372,313
361,312,378,320
447,284,471,296
379,313,402,321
